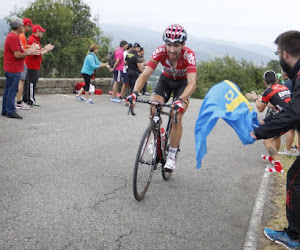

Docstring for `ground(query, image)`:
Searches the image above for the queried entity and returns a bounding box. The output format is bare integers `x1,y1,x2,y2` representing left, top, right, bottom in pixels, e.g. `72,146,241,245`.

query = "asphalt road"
0,94,268,250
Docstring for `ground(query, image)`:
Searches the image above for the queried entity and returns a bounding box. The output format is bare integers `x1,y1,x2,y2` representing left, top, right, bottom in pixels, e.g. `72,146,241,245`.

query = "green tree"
2,0,112,78
266,60,281,73
193,55,269,99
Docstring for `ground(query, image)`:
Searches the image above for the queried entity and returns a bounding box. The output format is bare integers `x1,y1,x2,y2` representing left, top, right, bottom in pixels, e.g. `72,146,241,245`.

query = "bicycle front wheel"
133,125,157,201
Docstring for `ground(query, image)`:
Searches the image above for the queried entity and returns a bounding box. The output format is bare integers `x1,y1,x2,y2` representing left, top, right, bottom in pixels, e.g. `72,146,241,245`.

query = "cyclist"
127,24,197,171
246,70,291,173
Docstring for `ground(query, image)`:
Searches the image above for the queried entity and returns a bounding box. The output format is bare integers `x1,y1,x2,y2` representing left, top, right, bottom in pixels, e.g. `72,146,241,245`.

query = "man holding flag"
252,30,300,250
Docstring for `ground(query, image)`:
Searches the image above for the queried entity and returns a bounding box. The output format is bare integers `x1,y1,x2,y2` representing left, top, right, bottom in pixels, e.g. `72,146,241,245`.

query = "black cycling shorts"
153,74,187,102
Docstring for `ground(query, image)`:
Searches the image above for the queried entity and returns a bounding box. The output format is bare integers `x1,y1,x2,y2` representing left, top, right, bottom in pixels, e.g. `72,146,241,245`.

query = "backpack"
75,82,85,93
108,51,115,67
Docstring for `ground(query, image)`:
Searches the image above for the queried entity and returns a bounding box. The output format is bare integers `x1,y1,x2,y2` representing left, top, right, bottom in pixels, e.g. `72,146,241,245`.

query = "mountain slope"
100,23,275,64
0,19,275,64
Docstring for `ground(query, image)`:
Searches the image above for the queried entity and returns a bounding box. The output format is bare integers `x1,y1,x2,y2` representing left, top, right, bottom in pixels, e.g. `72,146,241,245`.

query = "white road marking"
56,94,73,98
32,122,54,126
243,171,270,249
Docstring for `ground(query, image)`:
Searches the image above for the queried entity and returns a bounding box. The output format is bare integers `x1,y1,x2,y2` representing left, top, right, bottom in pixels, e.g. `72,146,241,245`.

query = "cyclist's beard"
280,57,292,75
169,53,179,60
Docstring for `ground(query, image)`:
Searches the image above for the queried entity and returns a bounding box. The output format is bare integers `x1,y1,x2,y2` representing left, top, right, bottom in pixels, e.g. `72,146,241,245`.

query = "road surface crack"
93,176,128,209
116,226,133,250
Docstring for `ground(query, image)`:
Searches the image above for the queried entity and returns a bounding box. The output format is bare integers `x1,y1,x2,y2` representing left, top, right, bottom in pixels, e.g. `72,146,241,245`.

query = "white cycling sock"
168,147,178,160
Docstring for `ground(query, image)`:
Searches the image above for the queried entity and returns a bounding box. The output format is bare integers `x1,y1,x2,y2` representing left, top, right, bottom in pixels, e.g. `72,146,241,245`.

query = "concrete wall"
0,77,112,96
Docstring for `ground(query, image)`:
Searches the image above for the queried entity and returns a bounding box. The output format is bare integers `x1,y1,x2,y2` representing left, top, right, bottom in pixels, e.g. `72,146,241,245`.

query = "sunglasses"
274,50,283,55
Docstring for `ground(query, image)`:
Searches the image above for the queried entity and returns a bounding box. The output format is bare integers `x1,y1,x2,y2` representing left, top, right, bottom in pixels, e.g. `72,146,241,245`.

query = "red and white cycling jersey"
147,45,197,80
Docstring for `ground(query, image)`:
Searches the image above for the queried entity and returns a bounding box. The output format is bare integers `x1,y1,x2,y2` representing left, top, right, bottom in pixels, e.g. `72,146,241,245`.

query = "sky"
1,0,299,48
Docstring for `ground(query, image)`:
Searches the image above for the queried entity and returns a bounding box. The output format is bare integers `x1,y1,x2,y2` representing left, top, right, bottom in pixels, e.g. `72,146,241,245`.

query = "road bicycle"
128,98,179,201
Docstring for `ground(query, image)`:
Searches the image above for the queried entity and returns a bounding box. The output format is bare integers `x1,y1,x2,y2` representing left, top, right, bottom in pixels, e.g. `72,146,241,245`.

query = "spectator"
1,17,40,119
16,18,34,110
138,47,149,95
75,44,110,103
283,71,292,91
253,30,300,249
25,24,55,107
121,43,132,98
109,40,128,103
246,70,291,173
133,43,141,54
279,71,300,156
125,44,144,94
277,72,285,84
107,51,115,94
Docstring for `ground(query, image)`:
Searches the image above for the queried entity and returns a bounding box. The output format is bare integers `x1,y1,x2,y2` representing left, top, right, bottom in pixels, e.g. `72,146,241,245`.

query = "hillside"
0,19,276,65
100,23,276,65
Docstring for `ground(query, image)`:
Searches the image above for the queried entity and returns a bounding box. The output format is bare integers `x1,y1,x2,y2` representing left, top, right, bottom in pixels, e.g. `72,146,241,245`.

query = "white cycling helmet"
163,24,187,43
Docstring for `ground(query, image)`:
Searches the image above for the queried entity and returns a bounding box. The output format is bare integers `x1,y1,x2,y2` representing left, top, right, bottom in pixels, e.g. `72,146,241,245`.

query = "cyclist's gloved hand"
126,91,139,104
172,98,184,113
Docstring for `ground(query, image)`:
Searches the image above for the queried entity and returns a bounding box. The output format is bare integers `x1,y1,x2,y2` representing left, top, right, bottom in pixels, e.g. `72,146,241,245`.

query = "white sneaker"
278,149,292,156
75,95,84,101
16,102,30,110
84,99,94,104
164,158,176,171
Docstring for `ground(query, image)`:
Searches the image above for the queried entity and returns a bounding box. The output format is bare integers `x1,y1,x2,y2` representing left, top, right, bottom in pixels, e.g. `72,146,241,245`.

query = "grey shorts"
20,64,28,80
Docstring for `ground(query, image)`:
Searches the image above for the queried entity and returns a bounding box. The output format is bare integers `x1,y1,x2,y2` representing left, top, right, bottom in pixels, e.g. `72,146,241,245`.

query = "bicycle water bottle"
161,128,165,144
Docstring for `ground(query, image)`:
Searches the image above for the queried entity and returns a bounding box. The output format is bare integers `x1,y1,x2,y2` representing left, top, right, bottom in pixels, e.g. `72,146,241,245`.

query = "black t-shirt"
126,52,140,72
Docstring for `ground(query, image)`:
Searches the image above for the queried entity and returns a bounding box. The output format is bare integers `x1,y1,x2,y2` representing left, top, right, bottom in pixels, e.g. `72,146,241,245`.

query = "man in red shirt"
25,25,54,107
1,17,40,119
127,24,197,171
16,18,34,110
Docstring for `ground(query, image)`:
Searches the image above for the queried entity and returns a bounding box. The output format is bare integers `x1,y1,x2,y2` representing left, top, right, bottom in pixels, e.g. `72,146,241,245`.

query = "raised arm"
246,91,268,112
14,46,41,59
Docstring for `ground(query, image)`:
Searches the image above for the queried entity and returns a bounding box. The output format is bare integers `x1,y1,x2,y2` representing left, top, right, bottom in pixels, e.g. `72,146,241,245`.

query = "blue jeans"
2,72,21,115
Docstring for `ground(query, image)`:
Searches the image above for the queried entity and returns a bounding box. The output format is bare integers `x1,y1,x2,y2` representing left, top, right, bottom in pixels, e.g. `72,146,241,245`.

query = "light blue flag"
195,80,260,169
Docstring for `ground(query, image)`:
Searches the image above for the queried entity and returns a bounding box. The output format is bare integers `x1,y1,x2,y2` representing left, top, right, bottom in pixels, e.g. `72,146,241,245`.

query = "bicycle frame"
129,98,178,164
130,98,179,200
152,104,164,163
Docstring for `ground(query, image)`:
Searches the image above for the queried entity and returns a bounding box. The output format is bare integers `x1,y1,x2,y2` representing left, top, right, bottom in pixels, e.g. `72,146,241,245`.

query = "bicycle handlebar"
127,98,179,123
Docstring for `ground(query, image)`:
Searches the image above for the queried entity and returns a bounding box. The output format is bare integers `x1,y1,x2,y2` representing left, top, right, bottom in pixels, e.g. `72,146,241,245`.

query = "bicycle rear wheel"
133,125,157,201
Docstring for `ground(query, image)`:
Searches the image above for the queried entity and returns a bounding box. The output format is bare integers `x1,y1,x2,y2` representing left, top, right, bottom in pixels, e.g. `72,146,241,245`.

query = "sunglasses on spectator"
275,50,284,55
